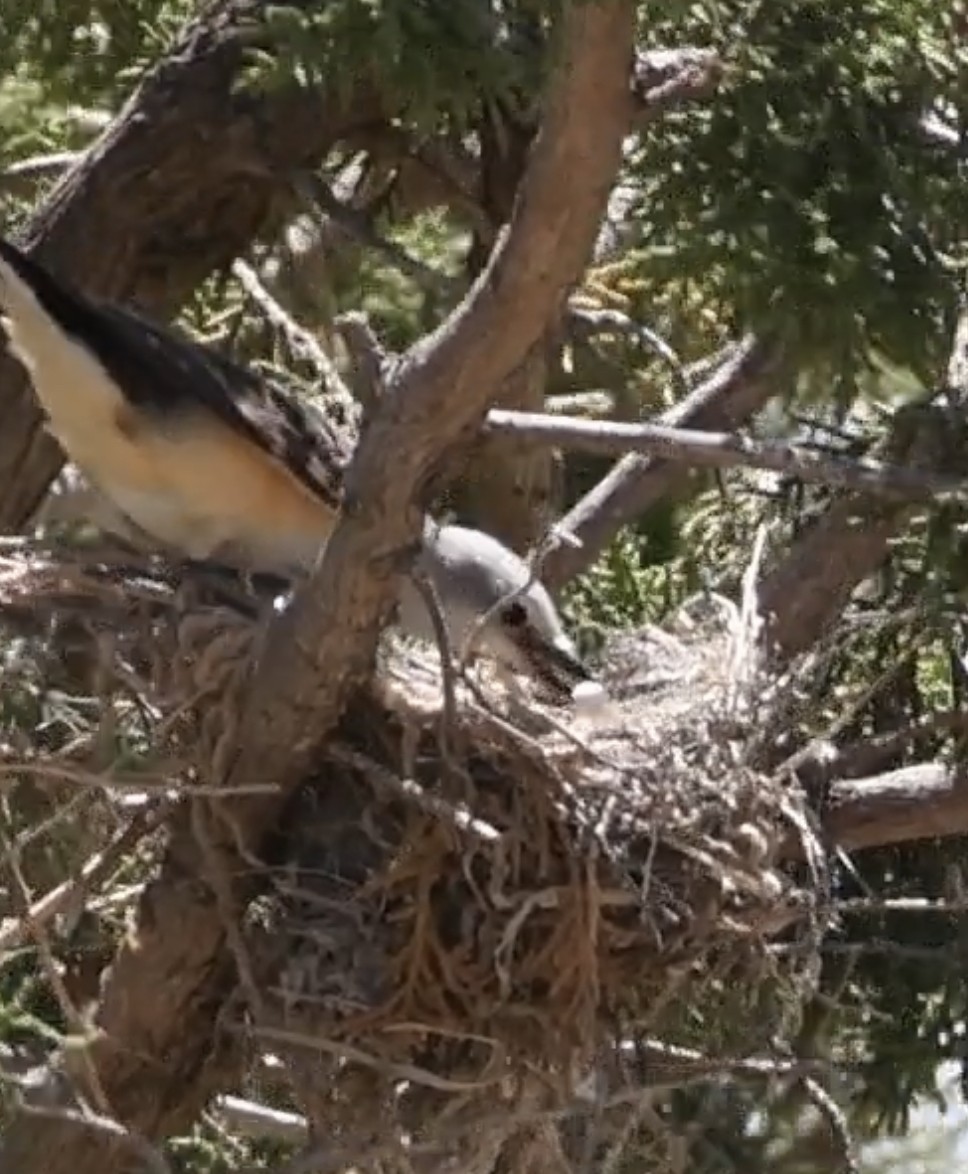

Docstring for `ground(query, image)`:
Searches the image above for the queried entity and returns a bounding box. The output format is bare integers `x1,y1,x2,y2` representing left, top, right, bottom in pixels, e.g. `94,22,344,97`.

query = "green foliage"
631,0,968,402
0,0,193,105
244,0,557,133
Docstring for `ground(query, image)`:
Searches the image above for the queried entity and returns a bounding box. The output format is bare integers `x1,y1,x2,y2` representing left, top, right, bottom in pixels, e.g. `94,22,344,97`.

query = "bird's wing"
0,234,350,512
94,301,350,513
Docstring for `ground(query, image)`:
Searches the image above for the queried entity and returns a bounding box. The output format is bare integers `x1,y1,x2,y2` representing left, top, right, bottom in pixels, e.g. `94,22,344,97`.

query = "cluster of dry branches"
1,3,967,1174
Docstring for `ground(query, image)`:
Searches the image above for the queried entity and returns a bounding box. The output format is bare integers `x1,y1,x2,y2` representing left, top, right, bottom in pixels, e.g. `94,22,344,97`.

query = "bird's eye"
501,600,528,628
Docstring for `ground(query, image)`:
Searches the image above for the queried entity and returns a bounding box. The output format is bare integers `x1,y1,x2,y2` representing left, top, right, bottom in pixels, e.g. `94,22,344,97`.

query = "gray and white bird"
398,519,590,697
0,234,591,699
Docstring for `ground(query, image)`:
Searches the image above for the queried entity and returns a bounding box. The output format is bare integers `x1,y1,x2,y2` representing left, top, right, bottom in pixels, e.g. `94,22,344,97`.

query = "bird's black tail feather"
0,232,103,345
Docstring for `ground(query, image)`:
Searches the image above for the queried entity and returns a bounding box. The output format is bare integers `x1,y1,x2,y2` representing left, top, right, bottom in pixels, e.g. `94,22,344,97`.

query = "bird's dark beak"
518,627,592,702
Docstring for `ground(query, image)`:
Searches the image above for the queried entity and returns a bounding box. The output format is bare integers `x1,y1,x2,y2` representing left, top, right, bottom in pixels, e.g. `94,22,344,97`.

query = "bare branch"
819,763,968,854
231,257,349,401
543,334,787,588
484,409,968,501
0,806,164,953
567,306,690,399
214,1095,307,1144
0,151,82,196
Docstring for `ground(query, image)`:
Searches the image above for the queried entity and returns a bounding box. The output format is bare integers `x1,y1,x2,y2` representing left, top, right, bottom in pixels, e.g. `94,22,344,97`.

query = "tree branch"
760,306,968,660
484,410,968,502
759,399,968,659
542,334,788,588
0,5,636,1171
818,763,968,854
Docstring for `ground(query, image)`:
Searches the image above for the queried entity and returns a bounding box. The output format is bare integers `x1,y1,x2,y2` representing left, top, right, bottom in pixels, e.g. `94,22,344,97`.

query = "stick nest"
0,540,831,1141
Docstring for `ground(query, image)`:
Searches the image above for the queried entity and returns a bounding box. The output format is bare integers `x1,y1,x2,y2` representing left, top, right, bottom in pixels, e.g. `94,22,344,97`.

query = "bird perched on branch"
0,235,592,700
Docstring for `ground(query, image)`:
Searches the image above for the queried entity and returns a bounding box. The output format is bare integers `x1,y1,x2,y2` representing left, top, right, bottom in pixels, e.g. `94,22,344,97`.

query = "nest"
0,540,832,1159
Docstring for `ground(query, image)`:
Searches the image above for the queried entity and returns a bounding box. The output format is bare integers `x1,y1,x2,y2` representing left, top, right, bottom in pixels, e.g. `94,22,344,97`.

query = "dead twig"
0,803,167,953
231,257,350,404
485,410,968,503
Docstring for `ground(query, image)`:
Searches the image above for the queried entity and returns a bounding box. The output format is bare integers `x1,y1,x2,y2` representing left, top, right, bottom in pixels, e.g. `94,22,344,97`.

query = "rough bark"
0,0,381,530
0,5,637,1172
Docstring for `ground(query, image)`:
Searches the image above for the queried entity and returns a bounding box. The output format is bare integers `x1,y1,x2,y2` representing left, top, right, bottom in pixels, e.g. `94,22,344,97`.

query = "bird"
0,234,592,699
0,235,347,574
397,520,591,698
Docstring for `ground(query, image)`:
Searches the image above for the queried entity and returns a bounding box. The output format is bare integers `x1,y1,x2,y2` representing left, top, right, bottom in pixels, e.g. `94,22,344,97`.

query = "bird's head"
408,523,592,702
482,579,592,700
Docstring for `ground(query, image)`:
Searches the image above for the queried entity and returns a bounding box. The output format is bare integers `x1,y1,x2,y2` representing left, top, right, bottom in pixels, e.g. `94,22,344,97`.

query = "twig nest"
0,543,831,1139
254,602,829,1111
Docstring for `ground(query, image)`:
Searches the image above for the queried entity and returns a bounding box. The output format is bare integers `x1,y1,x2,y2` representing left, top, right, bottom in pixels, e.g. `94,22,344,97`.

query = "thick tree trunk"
0,0,381,530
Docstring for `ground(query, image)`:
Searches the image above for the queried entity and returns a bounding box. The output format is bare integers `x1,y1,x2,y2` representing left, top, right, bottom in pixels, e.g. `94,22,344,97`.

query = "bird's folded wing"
95,301,351,512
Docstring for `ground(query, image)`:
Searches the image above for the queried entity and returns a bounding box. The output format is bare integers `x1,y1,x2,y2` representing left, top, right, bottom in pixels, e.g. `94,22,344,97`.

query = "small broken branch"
484,410,968,502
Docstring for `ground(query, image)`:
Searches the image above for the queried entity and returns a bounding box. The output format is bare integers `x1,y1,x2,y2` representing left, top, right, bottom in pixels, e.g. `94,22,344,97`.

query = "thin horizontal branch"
484,410,968,502
214,1095,307,1144
822,763,968,854
543,334,787,589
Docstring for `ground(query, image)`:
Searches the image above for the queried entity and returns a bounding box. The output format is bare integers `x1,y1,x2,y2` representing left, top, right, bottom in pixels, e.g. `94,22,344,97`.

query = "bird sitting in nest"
0,235,601,704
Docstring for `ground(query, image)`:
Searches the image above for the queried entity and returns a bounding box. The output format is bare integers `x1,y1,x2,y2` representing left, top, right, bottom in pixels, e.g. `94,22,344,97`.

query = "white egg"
571,680,610,710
